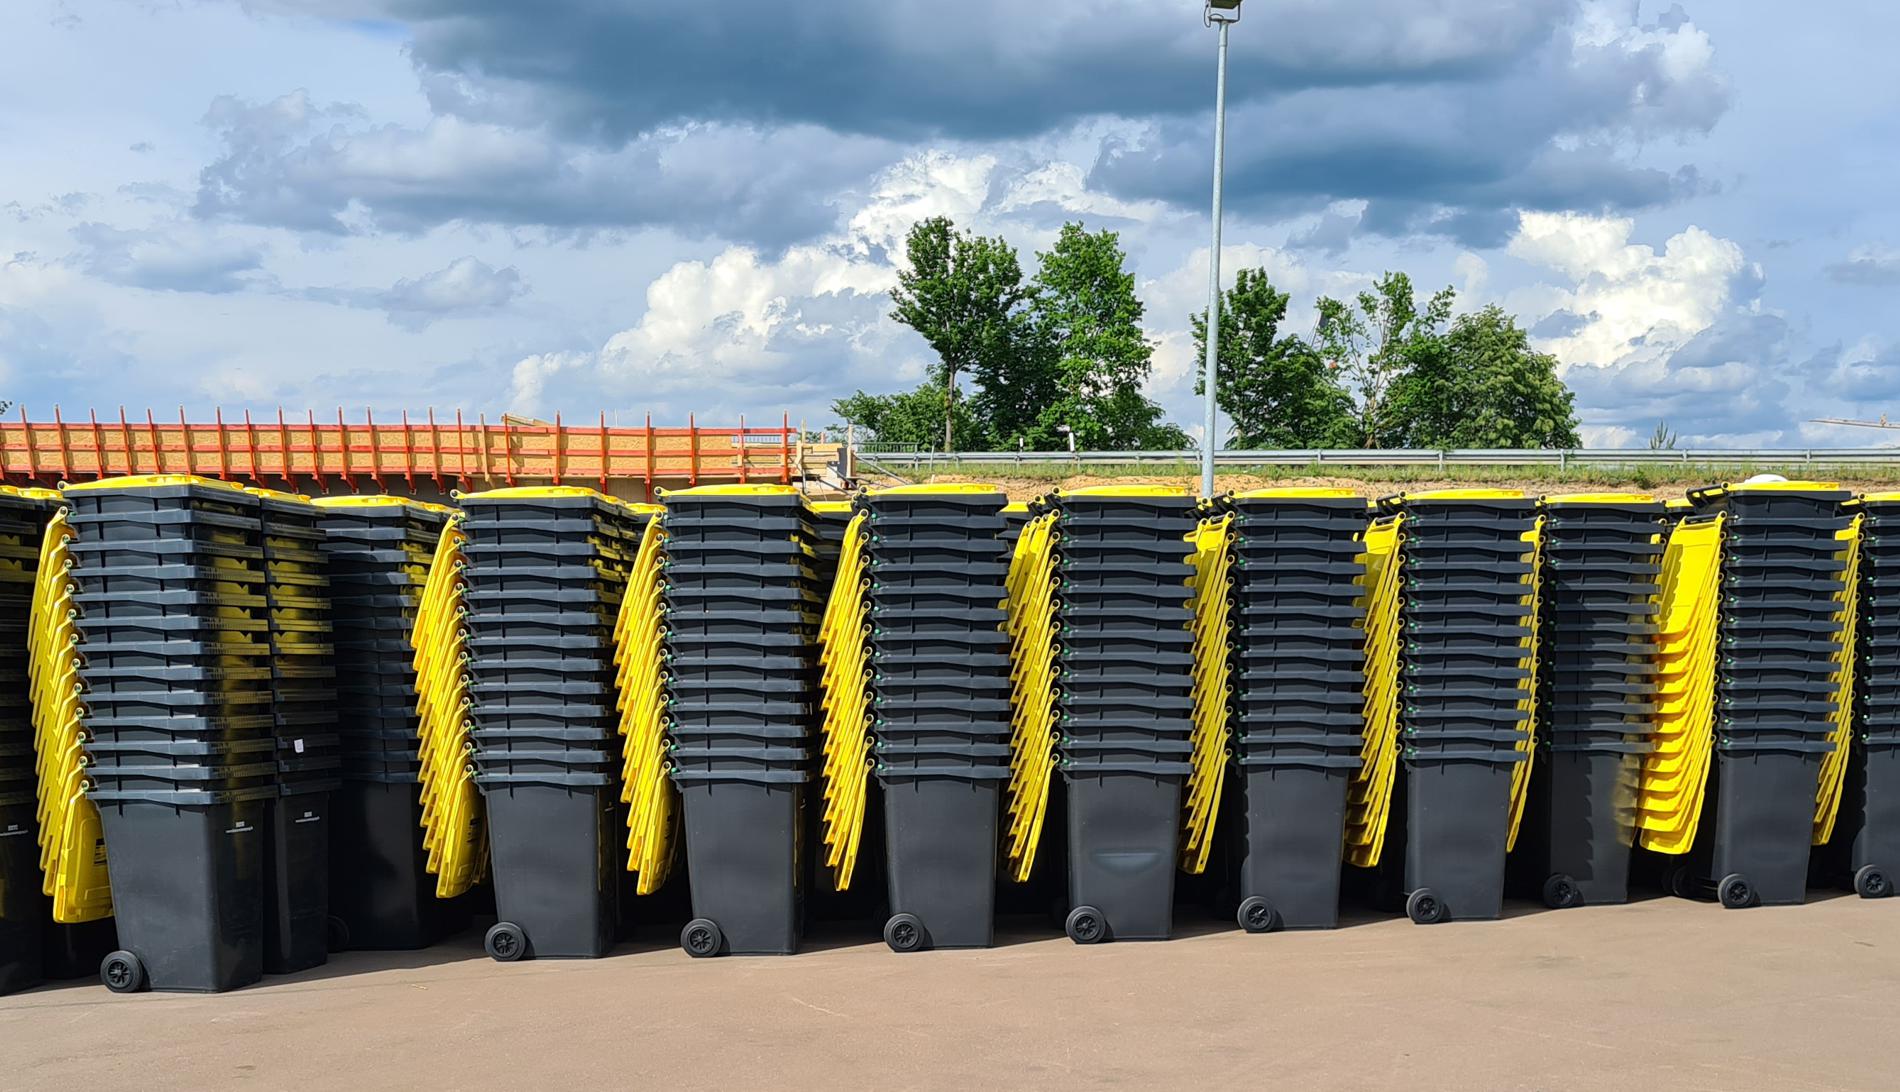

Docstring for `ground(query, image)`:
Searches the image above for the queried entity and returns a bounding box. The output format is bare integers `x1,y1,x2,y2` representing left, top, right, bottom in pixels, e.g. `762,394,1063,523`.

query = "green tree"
968,316,1060,451
1192,268,1357,448
831,384,987,451
1379,305,1578,448
888,217,1029,451
1029,223,1182,449
1314,272,1455,448
1426,306,1580,448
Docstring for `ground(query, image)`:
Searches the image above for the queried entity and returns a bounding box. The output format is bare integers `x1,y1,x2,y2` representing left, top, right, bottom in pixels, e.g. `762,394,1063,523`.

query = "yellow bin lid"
1725,480,1843,492
1401,488,1527,501
1543,492,1659,505
1056,485,1192,499
311,495,456,514
242,486,315,506
660,484,802,498
870,483,1005,496
456,485,617,503
64,474,245,494
1233,487,1363,500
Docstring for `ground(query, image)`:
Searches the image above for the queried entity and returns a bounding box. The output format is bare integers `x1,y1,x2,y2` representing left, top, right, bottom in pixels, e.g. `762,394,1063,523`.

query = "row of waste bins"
2,477,1895,995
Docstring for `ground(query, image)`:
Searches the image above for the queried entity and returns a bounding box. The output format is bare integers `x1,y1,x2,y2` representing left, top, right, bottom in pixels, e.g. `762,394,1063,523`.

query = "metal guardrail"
856,448,1900,469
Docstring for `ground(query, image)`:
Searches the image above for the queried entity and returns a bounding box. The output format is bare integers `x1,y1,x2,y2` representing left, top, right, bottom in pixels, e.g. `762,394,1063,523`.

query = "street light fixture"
1200,0,1242,497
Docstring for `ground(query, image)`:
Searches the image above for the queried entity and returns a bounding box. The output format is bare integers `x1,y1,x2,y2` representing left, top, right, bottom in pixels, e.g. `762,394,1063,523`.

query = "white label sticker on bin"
294,739,305,754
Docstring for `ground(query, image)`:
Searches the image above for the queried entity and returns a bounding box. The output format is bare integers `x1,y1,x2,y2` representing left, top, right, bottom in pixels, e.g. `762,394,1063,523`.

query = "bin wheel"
1064,905,1107,945
1855,865,1892,900
1236,896,1279,934
1717,873,1755,910
682,918,724,958
326,915,351,953
883,913,926,953
1665,864,1694,899
1405,888,1448,926
1541,874,1583,910
484,922,529,962
100,951,146,994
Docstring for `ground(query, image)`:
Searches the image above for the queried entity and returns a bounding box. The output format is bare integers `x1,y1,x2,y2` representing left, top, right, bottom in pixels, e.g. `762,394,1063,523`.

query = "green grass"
893,459,1900,489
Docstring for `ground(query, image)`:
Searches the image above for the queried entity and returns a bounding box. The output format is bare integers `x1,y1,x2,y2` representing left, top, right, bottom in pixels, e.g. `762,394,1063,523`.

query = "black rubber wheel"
1236,895,1279,934
1854,865,1891,900
484,922,529,962
1665,864,1694,900
883,913,926,953
1541,874,1583,910
1717,873,1755,910
100,950,145,994
1064,905,1107,945
681,918,723,958
326,915,351,954
1405,888,1448,925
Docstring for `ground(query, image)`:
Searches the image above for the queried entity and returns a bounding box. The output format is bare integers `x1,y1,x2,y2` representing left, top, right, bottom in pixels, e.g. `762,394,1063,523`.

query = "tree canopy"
1193,268,1357,448
840,217,1585,455
886,217,1028,452
1028,223,1182,450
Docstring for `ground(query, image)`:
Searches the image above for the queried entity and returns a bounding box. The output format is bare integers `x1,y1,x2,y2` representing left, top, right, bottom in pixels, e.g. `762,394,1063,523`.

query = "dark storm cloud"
191,92,900,244
1090,4,1725,243
275,0,1574,143
194,2,1726,251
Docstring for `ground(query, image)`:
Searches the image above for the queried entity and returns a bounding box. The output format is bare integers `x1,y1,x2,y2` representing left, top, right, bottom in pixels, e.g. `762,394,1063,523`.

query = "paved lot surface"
3,895,1895,1090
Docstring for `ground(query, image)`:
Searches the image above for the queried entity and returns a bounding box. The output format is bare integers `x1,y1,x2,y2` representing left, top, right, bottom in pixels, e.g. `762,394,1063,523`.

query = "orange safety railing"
0,407,803,500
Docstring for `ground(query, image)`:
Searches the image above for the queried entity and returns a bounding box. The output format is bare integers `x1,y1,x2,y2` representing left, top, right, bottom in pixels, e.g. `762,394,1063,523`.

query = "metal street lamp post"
1200,0,1242,498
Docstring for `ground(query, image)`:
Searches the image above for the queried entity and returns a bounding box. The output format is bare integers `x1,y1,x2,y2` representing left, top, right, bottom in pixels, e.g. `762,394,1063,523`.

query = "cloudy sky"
2,0,1897,447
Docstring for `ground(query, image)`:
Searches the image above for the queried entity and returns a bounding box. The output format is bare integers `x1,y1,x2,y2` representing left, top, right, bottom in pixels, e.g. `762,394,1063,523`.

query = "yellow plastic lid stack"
1636,513,1724,854
1003,511,1060,883
1505,515,1547,852
1345,514,1404,868
409,517,485,898
615,510,675,892
1180,513,1234,874
1813,513,1863,846
816,513,873,892
26,509,113,923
